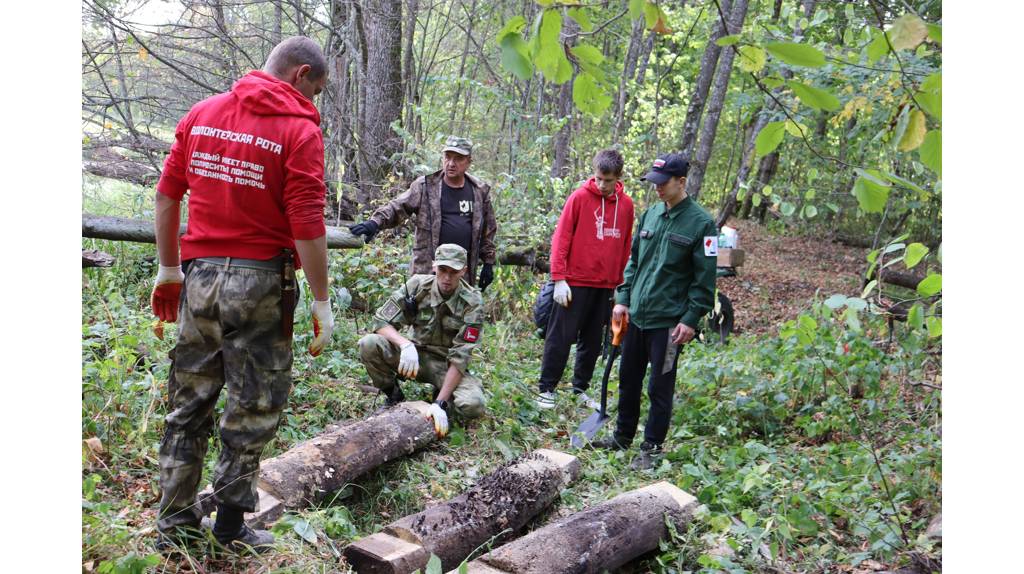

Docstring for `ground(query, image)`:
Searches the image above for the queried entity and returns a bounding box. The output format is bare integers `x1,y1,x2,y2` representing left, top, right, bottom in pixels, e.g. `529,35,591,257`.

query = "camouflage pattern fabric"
367,170,497,285
359,273,486,416
157,259,293,533
358,335,485,417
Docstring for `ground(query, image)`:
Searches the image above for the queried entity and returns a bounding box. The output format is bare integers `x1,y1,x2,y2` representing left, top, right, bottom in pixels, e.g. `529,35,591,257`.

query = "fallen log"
258,401,437,508
83,147,161,186
459,481,698,574
496,247,549,273
344,449,580,574
82,214,364,249
877,268,927,291
82,249,115,268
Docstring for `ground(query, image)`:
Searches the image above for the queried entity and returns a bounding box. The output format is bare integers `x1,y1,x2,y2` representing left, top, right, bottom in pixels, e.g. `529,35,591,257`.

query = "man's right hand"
612,304,630,326
348,220,380,242
399,342,420,379
553,280,572,307
151,265,185,323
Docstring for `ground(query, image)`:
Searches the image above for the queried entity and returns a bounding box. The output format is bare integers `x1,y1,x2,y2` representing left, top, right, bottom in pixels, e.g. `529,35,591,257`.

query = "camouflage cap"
434,243,468,270
442,135,473,156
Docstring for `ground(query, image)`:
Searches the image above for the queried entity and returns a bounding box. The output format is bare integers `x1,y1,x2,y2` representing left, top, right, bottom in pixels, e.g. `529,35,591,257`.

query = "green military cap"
442,135,473,156
434,243,468,270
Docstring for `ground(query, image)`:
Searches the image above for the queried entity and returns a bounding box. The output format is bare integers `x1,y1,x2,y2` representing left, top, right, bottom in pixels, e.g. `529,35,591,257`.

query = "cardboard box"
717,248,745,268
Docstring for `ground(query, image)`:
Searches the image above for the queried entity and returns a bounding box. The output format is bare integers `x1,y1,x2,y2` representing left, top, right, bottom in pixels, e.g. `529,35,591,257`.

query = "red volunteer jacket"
157,70,327,263
549,178,635,289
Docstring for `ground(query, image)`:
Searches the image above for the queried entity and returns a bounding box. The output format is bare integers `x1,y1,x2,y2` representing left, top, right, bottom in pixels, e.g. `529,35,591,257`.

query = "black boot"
384,382,405,407
212,505,275,554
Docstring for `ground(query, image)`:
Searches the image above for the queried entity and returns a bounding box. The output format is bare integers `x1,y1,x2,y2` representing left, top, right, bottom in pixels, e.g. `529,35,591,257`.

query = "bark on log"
344,449,581,573
83,249,115,268
497,247,549,273
259,401,436,508
459,482,698,574
876,268,926,291
82,214,365,249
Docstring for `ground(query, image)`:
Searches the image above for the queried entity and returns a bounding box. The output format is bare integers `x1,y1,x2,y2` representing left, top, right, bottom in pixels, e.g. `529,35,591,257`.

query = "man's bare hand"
612,304,630,325
671,322,696,345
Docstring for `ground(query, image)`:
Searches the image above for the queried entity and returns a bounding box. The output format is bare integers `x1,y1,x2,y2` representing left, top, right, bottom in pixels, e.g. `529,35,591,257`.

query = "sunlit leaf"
919,129,941,177
905,243,929,269
867,29,889,64
500,35,532,80
803,204,817,218
788,81,840,111
567,7,593,32
496,16,526,43
851,176,890,213
737,45,766,73
755,121,786,156
916,274,942,296
926,23,942,43
926,316,942,338
889,14,928,51
572,72,612,116
898,109,927,152
765,42,825,67
570,43,604,65
717,34,742,47
908,303,924,330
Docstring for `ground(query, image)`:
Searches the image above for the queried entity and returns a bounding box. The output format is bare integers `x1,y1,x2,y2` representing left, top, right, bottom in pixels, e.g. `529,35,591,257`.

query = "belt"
194,256,283,271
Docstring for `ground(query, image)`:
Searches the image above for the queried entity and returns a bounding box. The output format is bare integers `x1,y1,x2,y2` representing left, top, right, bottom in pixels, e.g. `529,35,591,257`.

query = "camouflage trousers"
157,258,293,533
357,334,485,418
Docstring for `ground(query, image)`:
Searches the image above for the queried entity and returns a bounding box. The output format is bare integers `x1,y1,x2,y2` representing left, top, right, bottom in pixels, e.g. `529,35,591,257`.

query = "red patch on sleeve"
463,326,480,342
705,238,712,247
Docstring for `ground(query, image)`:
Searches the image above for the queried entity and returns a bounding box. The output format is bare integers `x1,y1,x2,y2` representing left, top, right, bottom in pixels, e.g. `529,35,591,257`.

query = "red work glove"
151,265,185,323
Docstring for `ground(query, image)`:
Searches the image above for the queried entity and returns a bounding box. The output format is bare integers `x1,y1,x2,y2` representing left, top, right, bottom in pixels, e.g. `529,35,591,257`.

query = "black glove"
478,263,494,291
348,220,380,242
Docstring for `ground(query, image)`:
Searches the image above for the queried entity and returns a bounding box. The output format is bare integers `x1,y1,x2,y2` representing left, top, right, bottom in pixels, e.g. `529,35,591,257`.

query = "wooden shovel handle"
611,314,628,346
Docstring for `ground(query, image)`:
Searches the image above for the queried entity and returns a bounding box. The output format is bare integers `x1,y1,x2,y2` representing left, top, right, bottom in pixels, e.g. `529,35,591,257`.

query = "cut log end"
344,532,430,574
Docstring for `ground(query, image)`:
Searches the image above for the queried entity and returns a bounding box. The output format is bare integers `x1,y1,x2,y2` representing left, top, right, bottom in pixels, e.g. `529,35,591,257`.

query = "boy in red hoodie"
536,150,635,409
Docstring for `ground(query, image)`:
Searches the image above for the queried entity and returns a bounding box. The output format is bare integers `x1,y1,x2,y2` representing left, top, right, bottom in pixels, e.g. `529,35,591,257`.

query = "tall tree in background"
356,0,405,207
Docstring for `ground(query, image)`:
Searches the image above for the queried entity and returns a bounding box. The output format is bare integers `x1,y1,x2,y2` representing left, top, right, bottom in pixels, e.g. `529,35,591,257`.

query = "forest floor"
717,219,866,336
82,221,941,574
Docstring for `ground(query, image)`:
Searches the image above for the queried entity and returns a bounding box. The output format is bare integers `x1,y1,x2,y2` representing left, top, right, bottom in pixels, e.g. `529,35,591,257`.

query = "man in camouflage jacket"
348,136,498,290
358,244,487,436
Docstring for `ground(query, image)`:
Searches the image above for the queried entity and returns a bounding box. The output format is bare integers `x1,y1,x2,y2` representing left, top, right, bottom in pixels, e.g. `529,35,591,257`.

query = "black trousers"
538,286,613,393
614,326,682,446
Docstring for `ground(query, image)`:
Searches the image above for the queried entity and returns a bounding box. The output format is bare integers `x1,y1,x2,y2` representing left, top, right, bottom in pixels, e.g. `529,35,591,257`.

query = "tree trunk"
463,482,699,574
550,19,579,179
82,250,115,268
612,19,645,143
356,0,404,208
344,449,581,574
678,0,732,158
717,109,767,228
550,79,573,179
259,402,436,508
684,0,749,201
81,214,364,249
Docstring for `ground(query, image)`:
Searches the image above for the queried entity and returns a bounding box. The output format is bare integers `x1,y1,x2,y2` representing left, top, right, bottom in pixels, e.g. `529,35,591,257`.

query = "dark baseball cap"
642,153,690,185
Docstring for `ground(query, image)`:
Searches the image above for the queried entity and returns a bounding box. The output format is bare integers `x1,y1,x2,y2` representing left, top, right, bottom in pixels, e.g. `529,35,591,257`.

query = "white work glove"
308,299,334,357
428,401,449,438
398,342,420,379
553,280,572,308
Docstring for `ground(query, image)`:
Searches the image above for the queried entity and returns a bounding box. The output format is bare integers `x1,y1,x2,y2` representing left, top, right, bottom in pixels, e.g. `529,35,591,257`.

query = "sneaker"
589,435,629,451
535,391,556,410
213,524,276,554
630,441,663,471
573,390,601,411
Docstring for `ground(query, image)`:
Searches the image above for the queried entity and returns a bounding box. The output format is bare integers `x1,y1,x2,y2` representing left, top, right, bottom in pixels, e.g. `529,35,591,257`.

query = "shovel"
570,314,628,448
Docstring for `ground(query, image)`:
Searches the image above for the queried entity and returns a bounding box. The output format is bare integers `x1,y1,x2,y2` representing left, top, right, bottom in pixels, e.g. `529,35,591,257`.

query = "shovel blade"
570,410,611,448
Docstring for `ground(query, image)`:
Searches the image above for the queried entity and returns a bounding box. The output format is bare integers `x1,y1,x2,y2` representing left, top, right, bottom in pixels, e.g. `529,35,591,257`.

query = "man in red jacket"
149,37,332,554
536,150,635,409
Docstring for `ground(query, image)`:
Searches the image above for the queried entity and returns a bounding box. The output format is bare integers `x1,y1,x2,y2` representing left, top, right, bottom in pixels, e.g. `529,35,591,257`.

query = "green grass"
82,240,941,573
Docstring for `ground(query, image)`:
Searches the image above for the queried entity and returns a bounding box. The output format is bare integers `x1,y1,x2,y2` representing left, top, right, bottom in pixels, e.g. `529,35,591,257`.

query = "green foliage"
737,45,766,73
787,80,840,111
572,73,612,116
851,171,892,213
765,42,826,67
755,121,786,156
888,14,928,51
919,130,942,177
916,274,942,297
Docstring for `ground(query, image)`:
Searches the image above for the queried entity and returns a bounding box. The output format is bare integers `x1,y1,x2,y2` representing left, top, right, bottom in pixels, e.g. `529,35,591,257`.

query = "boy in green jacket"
592,153,718,470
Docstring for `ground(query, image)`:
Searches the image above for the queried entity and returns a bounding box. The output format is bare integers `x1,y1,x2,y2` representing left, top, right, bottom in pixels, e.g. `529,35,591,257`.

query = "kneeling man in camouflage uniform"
358,244,486,436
